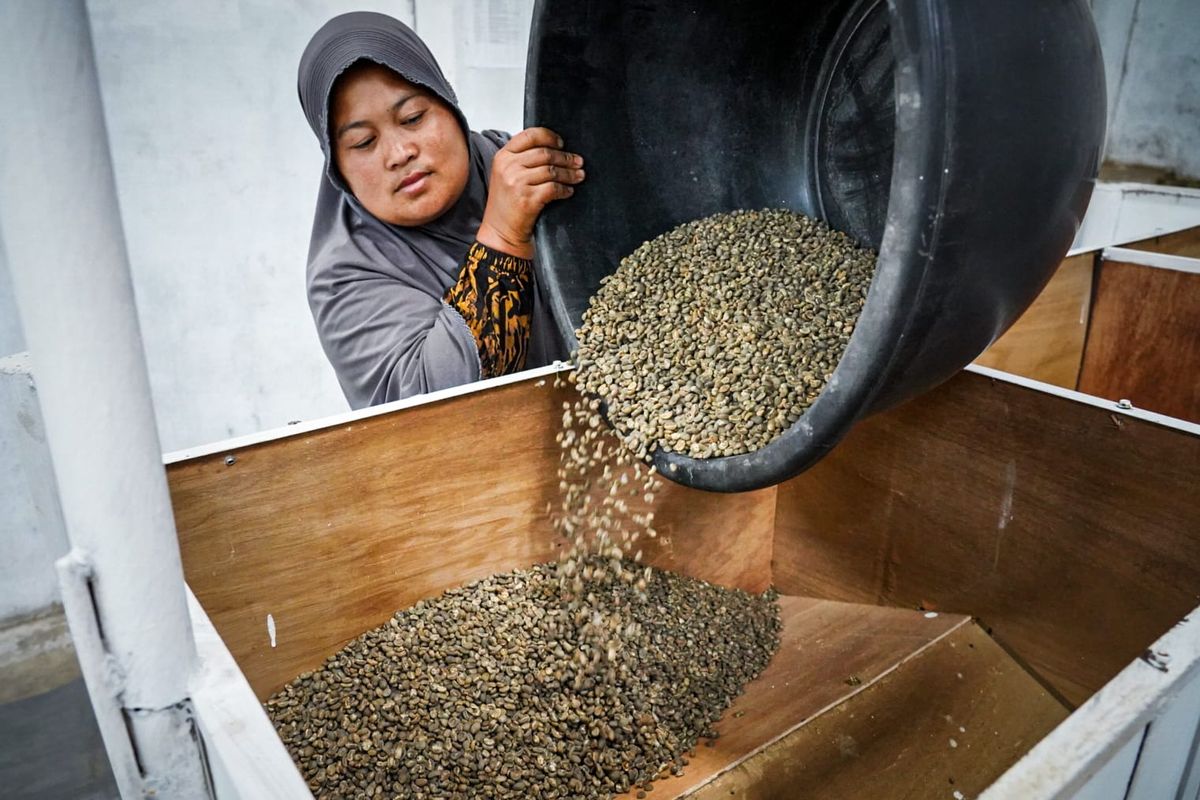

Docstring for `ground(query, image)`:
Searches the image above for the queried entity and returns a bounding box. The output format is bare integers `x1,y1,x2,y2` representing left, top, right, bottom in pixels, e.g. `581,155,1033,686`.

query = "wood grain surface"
1127,225,1200,258
688,620,1068,800
772,370,1200,706
620,596,969,798
168,377,776,699
1077,258,1200,422
974,253,1096,388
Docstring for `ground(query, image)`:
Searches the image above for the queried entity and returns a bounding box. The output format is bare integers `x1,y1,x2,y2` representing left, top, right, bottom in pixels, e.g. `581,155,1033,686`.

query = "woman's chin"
378,189,459,228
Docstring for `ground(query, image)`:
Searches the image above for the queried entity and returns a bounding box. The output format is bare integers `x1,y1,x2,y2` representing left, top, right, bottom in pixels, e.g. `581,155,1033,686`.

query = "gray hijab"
298,11,566,409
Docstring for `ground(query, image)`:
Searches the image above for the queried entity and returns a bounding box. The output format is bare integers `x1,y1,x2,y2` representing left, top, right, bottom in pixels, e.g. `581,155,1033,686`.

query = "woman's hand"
478,127,584,259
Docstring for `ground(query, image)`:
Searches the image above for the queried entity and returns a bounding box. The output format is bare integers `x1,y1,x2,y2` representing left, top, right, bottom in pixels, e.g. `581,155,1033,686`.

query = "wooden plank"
611,596,969,797
1077,258,1200,422
168,376,776,699
1125,225,1200,259
772,370,1200,706
974,253,1096,388
682,619,1068,799
187,588,313,800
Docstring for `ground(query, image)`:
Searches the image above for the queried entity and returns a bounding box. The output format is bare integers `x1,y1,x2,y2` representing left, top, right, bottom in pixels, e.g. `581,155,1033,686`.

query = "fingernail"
557,137,564,148
574,155,584,166
578,169,586,179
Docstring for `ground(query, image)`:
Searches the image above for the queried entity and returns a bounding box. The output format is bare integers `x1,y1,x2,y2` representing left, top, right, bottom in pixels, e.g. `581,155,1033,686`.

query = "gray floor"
0,676,118,799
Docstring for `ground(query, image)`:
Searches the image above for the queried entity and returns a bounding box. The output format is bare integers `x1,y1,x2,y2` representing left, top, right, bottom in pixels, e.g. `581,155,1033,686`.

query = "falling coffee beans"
575,208,877,460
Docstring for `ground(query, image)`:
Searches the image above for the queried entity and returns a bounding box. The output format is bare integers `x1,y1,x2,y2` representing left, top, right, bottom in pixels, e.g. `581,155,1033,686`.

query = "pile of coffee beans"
574,208,876,459
266,562,779,799
266,366,783,800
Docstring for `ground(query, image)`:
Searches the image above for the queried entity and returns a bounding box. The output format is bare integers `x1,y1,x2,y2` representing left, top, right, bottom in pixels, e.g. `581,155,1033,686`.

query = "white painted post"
0,2,211,797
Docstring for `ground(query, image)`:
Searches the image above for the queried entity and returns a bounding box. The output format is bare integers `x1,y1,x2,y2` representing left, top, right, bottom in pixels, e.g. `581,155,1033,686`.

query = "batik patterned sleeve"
443,241,534,378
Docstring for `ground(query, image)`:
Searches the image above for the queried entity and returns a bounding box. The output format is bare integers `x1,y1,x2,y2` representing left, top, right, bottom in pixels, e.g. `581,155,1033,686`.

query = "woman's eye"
401,112,425,126
351,137,375,151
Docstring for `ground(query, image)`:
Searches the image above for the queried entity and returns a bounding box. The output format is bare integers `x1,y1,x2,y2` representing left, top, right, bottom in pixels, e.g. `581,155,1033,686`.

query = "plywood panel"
168,377,776,699
686,621,1068,800
1077,259,1200,421
974,253,1096,388
1126,225,1200,258
772,370,1200,706
619,596,968,797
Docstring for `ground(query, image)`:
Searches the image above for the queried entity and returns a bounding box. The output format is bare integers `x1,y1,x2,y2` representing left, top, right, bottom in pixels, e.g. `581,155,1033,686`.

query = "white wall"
0,238,25,357
82,0,532,453
417,0,533,136
1093,0,1200,178
0,0,533,635
0,240,55,625
0,355,67,623
13,0,1186,456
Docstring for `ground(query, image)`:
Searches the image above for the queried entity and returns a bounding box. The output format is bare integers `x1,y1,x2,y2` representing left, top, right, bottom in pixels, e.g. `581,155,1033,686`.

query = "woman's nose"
385,133,417,168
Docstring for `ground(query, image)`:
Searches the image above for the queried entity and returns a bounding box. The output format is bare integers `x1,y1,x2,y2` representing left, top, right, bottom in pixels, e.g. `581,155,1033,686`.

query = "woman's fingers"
501,129,585,193
482,127,580,251
537,181,574,203
525,162,585,186
506,126,563,154
517,146,583,170
490,127,582,223
510,148,584,187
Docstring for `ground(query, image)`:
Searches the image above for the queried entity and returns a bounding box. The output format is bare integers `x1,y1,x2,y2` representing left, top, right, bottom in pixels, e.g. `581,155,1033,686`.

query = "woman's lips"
397,171,430,194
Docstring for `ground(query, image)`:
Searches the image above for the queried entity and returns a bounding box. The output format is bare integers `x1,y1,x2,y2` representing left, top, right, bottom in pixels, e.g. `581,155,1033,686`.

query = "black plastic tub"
526,0,1106,492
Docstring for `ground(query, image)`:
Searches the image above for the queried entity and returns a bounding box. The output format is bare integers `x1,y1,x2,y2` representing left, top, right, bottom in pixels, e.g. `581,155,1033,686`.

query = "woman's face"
331,62,469,227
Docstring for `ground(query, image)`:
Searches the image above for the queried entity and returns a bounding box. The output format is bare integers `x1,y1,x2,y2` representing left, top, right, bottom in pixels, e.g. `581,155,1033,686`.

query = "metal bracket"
57,548,215,798
57,548,143,793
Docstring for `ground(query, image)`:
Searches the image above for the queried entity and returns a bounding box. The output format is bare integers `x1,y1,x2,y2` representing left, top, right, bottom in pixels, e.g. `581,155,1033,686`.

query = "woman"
297,11,581,408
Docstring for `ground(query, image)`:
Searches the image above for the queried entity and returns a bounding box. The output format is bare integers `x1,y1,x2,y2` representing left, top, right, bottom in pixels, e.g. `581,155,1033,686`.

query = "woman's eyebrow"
336,92,419,140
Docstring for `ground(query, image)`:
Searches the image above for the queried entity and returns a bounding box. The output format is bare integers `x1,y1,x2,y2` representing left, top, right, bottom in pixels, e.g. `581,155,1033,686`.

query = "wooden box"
168,361,1200,799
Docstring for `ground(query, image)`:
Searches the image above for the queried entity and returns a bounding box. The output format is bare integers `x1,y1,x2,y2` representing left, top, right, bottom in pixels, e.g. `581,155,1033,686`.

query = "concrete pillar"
0,2,210,797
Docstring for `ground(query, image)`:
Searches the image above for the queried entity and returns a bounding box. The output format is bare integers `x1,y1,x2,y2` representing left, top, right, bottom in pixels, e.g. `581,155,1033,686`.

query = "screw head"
224,454,237,466
1117,399,1133,410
